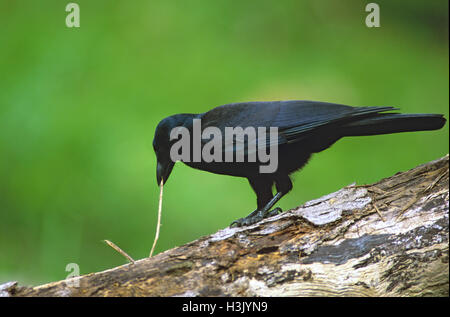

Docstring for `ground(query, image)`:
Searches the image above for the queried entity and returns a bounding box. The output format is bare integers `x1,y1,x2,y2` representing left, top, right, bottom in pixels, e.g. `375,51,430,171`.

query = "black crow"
152,100,446,227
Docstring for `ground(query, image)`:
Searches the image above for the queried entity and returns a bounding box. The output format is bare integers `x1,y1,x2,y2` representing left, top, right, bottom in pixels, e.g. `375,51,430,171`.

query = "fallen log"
3,155,448,297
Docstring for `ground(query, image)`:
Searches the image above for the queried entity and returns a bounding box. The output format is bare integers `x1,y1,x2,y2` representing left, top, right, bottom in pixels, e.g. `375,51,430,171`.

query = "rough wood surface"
3,155,449,297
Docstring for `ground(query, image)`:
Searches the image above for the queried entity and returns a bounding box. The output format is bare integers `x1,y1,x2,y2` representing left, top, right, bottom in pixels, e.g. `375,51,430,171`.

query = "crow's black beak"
156,160,174,185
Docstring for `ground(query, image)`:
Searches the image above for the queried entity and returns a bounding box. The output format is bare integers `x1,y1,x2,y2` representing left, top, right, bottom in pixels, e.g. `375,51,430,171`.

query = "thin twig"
372,201,386,222
396,195,420,221
104,240,135,263
150,180,164,257
424,169,448,192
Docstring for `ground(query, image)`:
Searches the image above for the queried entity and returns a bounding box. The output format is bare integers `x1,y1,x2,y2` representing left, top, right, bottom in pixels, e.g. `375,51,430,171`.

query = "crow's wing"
273,100,396,143
198,100,396,154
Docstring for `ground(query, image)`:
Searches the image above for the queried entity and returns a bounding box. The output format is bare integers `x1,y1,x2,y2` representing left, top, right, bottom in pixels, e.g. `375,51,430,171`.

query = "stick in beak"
149,179,164,257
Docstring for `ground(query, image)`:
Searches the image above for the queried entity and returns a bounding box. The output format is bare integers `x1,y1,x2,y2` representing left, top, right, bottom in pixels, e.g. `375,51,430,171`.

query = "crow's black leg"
230,192,284,227
230,176,273,227
230,176,291,227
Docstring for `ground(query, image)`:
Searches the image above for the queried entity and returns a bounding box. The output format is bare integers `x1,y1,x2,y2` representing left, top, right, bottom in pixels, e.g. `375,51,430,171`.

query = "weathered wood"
3,155,449,297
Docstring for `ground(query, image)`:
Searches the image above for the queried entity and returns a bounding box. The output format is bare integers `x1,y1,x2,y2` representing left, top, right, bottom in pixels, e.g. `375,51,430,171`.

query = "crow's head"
153,114,194,185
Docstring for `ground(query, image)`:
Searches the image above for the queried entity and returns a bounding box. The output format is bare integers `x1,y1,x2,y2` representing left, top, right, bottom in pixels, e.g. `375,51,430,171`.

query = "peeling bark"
3,155,449,297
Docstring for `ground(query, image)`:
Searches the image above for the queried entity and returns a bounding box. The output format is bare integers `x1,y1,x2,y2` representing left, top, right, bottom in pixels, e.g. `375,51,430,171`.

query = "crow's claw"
230,207,283,227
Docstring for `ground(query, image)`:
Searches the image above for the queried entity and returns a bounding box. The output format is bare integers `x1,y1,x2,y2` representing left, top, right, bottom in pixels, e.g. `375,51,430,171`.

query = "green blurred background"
0,0,448,285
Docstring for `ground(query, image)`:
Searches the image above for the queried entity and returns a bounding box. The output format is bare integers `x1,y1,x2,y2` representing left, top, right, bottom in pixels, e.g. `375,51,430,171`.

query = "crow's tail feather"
341,113,446,137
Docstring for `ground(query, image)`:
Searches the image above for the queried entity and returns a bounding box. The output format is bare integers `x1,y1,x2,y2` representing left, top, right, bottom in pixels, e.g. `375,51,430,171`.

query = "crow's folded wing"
198,100,397,154
274,101,396,143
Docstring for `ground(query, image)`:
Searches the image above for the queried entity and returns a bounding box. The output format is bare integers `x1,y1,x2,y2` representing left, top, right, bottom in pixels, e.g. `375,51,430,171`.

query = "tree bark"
3,155,449,297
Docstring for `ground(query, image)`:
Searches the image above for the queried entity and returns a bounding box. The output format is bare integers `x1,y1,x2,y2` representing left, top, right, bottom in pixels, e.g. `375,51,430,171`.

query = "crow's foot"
230,207,282,227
